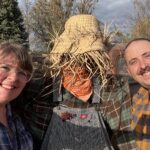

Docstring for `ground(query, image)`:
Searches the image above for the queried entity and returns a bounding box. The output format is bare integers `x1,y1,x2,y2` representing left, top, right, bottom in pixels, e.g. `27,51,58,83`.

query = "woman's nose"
7,71,18,81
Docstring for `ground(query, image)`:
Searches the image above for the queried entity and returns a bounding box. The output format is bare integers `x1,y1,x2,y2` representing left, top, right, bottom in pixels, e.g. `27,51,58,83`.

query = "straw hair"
48,14,112,85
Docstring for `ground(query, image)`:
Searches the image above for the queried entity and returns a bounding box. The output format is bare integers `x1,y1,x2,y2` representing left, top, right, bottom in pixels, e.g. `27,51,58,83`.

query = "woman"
0,41,33,150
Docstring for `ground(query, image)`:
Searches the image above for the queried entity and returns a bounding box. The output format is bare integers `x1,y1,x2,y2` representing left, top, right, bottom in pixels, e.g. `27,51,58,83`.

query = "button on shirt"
131,87,150,150
0,104,33,150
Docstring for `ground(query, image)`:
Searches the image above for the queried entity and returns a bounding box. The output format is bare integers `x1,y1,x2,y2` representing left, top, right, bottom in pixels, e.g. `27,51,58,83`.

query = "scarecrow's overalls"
41,67,113,150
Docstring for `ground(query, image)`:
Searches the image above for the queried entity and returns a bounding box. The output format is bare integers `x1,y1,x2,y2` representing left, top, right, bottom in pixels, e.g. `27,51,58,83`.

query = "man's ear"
125,65,131,76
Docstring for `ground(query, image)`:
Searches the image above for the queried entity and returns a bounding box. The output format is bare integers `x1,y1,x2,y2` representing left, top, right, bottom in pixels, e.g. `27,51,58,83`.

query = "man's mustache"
138,66,150,75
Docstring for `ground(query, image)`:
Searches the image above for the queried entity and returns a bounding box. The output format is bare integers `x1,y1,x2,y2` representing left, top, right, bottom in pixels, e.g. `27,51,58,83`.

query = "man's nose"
139,60,147,69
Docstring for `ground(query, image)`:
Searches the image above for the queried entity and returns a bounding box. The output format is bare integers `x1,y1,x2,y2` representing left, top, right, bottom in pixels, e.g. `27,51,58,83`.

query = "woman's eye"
18,71,27,77
0,65,9,71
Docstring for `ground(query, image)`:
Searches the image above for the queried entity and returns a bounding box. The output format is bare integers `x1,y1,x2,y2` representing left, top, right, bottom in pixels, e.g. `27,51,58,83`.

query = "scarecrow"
41,14,114,150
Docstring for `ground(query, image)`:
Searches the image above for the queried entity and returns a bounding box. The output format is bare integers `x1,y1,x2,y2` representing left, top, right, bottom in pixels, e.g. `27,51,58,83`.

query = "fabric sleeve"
99,75,137,149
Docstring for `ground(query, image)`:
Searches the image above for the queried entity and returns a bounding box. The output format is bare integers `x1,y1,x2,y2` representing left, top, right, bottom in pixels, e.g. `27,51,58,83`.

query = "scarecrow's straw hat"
48,14,112,85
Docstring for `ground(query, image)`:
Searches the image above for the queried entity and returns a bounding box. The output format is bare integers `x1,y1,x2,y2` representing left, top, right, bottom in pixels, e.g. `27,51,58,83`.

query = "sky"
18,0,134,33
93,0,134,32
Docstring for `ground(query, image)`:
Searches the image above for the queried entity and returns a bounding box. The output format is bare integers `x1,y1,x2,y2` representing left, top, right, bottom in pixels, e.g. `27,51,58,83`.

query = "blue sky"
94,0,134,32
18,0,134,32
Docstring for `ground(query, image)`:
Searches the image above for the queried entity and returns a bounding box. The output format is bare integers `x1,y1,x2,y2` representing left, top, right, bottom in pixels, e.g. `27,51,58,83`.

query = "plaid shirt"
0,104,33,150
131,86,150,150
13,75,137,150
12,77,55,150
100,75,137,150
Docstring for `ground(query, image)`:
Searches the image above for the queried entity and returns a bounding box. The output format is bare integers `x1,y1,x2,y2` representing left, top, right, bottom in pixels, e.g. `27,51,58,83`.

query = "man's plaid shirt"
131,86,150,150
13,75,137,150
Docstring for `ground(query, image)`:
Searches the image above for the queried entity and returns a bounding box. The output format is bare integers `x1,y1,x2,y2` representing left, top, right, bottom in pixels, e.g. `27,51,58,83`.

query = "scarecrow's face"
62,65,92,102
62,65,90,81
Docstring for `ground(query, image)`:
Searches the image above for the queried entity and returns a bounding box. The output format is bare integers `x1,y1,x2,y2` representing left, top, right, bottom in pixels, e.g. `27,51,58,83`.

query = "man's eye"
129,60,137,65
144,54,150,58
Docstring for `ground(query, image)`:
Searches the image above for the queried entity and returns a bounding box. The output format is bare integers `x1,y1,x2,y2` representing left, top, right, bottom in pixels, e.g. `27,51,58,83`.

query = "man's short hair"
124,38,150,53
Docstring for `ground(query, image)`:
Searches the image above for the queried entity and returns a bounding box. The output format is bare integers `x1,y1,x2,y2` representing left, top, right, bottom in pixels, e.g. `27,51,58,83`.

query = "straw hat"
48,14,112,85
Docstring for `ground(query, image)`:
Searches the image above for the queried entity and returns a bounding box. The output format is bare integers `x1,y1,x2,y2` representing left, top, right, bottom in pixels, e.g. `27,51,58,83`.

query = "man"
124,38,150,149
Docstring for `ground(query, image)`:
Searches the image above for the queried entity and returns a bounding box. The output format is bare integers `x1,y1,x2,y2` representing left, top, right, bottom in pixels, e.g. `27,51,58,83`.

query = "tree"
75,0,98,14
0,0,28,45
27,0,99,51
129,0,150,39
19,0,35,48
